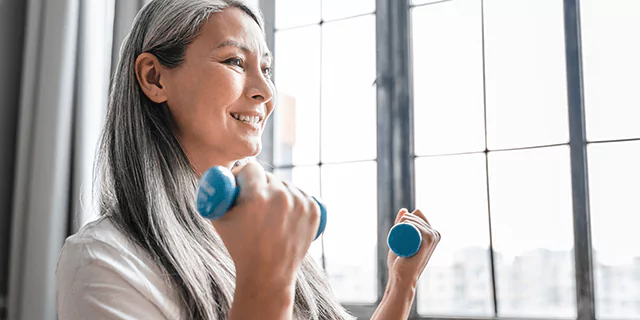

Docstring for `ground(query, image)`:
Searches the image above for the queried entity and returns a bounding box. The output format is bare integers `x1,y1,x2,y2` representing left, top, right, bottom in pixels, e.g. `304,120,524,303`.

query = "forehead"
199,7,268,55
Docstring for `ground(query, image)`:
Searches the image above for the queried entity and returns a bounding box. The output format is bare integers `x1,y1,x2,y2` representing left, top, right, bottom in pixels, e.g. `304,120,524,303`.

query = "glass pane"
321,161,377,303
275,0,321,29
415,154,493,316
588,141,640,319
488,146,576,317
412,1,485,156
581,0,640,141
274,165,324,266
322,0,375,21
321,16,377,163
274,26,321,166
484,0,569,150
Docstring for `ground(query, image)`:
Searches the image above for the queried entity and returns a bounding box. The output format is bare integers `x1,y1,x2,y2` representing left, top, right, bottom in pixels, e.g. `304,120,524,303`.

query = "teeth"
232,113,260,124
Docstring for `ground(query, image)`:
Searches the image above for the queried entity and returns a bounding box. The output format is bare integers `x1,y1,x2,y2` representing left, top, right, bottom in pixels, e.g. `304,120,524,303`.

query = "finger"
282,180,322,239
395,208,409,224
398,213,429,229
411,209,431,227
265,172,275,183
235,161,268,191
409,211,440,241
400,218,441,248
281,180,309,214
267,175,294,210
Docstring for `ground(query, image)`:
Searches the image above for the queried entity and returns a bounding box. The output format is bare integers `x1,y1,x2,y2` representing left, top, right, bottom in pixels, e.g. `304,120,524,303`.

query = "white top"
56,217,185,319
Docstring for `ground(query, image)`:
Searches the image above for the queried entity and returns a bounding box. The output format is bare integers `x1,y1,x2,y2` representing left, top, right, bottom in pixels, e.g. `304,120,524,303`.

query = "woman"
56,0,441,319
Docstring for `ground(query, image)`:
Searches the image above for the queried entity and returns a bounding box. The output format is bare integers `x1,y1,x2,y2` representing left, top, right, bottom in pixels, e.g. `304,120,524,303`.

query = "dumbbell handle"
196,166,327,240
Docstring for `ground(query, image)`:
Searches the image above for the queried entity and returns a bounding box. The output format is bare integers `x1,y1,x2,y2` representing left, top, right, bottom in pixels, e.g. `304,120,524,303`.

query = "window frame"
260,0,598,319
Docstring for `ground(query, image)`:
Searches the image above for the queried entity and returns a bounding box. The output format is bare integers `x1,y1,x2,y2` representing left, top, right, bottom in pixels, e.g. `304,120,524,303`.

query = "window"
264,0,640,319
270,0,378,304
582,2,640,319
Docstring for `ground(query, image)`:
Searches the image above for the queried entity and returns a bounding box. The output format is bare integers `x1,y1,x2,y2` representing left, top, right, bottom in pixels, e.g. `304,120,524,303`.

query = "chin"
238,140,262,158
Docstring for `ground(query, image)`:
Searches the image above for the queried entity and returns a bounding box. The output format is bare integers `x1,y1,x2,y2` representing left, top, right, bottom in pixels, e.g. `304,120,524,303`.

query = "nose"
246,71,274,103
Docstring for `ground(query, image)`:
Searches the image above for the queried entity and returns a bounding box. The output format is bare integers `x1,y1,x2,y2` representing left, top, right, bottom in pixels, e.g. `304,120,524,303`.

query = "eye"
262,66,272,77
224,57,244,68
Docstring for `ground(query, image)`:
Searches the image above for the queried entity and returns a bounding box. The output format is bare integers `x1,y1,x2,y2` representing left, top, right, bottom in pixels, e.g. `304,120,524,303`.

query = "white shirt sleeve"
56,219,183,320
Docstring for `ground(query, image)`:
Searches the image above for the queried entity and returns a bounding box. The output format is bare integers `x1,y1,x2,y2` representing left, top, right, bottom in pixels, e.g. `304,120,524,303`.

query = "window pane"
581,0,640,141
484,0,569,150
412,1,485,156
321,16,377,163
488,146,576,317
415,154,493,316
322,0,375,21
275,0,321,29
321,161,377,303
274,165,323,266
588,141,640,319
274,26,321,166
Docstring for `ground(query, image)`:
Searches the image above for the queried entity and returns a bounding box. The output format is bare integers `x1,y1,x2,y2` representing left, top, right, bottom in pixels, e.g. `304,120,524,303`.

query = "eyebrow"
216,40,273,61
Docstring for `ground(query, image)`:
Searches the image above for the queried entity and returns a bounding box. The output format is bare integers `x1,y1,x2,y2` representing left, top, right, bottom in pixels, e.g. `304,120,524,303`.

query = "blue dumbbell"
196,166,327,240
387,223,422,258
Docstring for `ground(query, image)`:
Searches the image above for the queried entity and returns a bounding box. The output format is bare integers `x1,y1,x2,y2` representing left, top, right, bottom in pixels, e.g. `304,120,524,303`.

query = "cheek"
188,67,244,138
199,72,243,115
167,66,244,144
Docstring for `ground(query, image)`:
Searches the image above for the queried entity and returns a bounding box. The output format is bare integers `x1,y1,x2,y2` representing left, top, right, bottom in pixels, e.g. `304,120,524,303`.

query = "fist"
387,208,441,286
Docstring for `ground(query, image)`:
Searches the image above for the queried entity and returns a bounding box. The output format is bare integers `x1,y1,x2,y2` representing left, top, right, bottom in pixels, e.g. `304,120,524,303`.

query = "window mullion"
563,0,596,319
375,0,415,312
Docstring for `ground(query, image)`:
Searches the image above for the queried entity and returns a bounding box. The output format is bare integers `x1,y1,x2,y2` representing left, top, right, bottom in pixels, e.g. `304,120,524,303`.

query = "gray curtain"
0,0,28,318
6,0,81,317
5,0,115,319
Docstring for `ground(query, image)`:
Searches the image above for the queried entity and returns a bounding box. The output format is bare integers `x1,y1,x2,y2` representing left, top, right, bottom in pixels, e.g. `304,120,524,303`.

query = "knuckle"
271,185,293,210
308,197,320,217
423,230,437,245
306,198,320,223
423,229,441,245
265,172,276,181
424,234,436,246
245,187,268,205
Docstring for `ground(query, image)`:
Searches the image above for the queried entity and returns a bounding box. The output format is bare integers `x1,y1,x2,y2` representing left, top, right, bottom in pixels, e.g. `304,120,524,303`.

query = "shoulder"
56,216,148,279
56,217,184,319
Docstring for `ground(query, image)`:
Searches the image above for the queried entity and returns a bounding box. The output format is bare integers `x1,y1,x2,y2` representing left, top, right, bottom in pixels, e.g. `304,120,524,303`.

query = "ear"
134,53,168,104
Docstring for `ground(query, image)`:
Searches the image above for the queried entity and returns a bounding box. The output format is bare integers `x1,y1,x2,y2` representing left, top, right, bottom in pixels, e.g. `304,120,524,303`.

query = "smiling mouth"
230,113,263,127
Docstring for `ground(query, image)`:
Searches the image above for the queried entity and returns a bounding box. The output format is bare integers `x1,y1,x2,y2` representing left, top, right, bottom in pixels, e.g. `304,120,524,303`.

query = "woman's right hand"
210,161,321,291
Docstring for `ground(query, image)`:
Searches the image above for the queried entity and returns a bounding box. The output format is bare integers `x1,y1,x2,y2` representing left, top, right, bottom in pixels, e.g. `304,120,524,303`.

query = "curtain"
6,0,117,319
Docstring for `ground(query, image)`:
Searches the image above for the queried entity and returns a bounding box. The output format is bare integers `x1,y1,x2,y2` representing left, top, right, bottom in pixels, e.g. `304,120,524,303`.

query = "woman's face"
137,7,274,173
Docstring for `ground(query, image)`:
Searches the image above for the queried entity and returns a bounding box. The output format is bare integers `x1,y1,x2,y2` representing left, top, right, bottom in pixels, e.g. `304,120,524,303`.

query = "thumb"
235,161,267,191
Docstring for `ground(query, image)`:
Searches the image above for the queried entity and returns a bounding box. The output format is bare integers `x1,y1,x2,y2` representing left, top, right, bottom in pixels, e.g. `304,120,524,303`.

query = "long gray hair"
96,0,354,318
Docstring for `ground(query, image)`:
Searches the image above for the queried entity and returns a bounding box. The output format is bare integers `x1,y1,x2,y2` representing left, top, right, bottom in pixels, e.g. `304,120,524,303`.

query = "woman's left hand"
386,208,441,288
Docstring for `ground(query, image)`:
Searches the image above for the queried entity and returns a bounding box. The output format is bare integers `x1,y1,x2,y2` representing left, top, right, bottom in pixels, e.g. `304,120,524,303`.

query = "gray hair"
96,0,354,319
